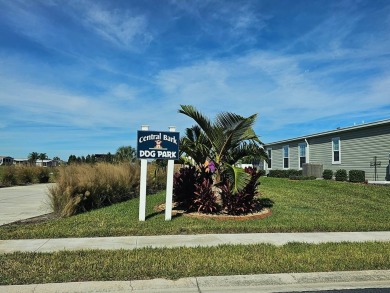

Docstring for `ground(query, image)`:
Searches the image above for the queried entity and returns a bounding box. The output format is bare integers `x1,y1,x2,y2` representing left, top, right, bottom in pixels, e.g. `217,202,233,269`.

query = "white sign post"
137,125,179,221
165,126,176,221
139,125,149,221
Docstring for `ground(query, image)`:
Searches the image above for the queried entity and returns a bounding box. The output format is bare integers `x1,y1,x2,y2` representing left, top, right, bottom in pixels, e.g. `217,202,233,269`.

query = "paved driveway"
0,184,54,226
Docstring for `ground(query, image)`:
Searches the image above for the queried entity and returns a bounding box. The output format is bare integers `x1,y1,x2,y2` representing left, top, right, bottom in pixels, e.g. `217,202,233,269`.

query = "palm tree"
38,153,48,167
179,105,267,192
28,152,39,166
179,125,211,168
115,146,136,163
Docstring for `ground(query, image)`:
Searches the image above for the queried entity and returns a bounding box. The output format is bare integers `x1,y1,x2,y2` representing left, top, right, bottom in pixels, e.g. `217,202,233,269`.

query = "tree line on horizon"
67,146,137,165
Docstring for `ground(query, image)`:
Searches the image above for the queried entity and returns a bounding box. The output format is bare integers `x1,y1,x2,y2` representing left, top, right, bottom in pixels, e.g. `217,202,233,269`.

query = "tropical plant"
178,105,267,192
179,125,211,168
28,152,39,165
191,177,219,213
38,153,48,166
220,167,262,215
115,146,136,163
173,166,201,210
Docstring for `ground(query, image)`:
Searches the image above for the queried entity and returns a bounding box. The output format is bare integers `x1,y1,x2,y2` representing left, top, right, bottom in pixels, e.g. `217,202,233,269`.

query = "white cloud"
156,48,390,132
81,4,153,50
0,77,132,128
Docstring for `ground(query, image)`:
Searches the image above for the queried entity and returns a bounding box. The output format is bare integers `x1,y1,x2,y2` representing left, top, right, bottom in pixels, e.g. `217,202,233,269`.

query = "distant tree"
67,155,77,164
85,154,91,164
28,152,39,165
115,146,136,163
53,156,61,161
105,152,114,163
38,153,48,166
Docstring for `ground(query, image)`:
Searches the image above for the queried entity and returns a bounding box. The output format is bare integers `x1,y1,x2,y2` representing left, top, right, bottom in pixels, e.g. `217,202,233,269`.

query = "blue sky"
1,0,389,160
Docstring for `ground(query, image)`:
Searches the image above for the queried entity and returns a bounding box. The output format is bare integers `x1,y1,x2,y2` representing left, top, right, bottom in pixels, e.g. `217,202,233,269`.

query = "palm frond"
178,105,213,138
222,163,251,193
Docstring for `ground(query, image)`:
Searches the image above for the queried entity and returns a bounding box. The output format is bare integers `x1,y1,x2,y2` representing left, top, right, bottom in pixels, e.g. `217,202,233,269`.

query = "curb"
1,270,390,293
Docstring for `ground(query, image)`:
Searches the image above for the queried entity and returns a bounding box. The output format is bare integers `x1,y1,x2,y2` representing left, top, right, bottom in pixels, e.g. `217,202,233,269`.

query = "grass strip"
1,242,390,285
1,178,390,239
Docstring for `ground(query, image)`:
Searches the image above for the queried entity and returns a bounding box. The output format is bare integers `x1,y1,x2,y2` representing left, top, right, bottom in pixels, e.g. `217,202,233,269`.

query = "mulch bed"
154,203,272,221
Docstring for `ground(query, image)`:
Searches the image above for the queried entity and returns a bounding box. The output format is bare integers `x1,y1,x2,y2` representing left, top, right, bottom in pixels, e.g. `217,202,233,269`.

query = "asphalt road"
0,183,53,225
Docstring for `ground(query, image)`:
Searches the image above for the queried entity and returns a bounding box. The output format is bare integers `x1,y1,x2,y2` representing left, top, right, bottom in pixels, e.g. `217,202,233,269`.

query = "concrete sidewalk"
1,271,390,292
2,232,390,253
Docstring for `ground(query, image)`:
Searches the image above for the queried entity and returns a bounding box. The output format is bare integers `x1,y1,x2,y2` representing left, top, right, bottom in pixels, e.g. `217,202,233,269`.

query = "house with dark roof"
264,119,390,181
0,156,13,166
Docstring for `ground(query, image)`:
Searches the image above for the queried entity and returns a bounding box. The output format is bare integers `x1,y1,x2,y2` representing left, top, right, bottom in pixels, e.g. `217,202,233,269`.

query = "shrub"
48,163,140,217
268,169,302,178
190,177,219,213
335,169,348,181
323,169,333,180
1,166,18,186
173,166,213,212
221,167,262,215
16,165,37,184
173,166,198,210
37,167,50,183
349,170,365,183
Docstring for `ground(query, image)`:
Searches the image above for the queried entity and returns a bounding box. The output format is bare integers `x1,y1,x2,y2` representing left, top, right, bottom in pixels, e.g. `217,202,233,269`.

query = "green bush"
37,167,51,183
323,169,333,180
268,169,302,178
349,170,365,183
335,169,348,181
48,163,140,217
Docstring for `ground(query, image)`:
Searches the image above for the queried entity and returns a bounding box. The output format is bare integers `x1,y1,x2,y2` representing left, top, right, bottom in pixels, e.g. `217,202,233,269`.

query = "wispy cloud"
80,3,153,50
156,45,390,133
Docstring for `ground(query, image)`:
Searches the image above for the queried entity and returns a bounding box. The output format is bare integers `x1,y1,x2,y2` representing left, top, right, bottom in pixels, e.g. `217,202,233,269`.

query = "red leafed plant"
190,177,219,214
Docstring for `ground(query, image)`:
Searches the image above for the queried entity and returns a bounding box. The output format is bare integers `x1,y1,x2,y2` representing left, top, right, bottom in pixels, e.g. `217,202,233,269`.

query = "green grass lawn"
1,177,390,239
2,242,390,285
1,177,390,286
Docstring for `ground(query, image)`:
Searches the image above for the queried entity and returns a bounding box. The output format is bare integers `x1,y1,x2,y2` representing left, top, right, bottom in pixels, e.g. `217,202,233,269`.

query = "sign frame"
137,130,180,160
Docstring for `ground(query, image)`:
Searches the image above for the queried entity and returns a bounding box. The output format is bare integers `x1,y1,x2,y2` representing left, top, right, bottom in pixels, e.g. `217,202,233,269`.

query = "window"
298,143,306,169
332,137,341,164
283,145,289,169
267,148,272,169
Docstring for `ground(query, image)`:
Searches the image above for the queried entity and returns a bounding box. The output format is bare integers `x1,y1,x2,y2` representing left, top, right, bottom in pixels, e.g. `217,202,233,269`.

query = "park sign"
137,130,180,160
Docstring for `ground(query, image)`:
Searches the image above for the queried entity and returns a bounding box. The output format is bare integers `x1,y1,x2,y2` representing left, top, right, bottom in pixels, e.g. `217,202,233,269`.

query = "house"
0,156,14,165
13,158,29,165
36,159,59,167
264,119,390,181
